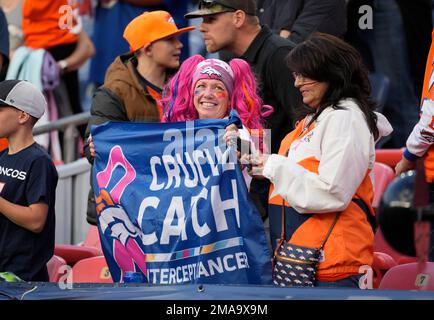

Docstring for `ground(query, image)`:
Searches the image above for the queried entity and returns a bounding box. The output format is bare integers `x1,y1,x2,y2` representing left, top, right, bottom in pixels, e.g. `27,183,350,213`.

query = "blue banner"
91,118,272,285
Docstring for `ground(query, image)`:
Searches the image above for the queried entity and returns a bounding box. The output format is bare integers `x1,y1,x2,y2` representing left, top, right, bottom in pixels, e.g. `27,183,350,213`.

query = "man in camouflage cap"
185,0,301,154
185,0,257,18
185,0,303,229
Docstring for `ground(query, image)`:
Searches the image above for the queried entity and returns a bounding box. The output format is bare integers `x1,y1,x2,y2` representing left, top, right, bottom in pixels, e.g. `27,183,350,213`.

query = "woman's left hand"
246,153,270,179
88,134,96,158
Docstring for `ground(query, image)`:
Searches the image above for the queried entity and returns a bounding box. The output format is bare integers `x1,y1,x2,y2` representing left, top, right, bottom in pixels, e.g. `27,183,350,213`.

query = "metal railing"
33,111,91,163
32,111,92,244
55,158,92,244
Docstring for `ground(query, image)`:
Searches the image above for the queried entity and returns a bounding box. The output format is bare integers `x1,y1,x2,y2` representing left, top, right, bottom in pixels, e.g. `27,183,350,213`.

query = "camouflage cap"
185,0,257,19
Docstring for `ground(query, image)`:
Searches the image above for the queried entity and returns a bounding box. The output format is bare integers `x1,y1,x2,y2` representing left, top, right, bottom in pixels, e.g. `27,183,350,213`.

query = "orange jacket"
22,0,79,49
423,30,434,181
266,102,377,281
404,29,434,182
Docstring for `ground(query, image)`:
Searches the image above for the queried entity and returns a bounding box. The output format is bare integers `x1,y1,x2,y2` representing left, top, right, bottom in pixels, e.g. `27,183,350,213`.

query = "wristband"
58,60,68,71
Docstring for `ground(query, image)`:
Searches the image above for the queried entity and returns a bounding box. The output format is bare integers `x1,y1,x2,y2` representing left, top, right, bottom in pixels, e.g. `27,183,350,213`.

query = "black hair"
286,32,379,140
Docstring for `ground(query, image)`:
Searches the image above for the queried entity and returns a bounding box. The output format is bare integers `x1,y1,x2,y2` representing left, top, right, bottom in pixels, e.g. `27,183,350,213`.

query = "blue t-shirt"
89,1,190,86
0,143,58,281
0,8,9,81
0,8,8,59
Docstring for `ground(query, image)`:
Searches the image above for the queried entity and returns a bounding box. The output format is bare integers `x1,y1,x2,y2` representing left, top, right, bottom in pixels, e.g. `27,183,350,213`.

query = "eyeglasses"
292,72,306,80
292,72,317,84
199,0,237,11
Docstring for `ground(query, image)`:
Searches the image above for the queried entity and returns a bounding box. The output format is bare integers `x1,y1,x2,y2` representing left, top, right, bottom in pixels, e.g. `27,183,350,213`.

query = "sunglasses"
292,72,306,80
292,72,319,85
199,0,237,11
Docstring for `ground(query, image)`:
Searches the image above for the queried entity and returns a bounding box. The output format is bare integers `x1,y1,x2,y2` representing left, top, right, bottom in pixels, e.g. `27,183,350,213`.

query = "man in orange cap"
83,10,194,226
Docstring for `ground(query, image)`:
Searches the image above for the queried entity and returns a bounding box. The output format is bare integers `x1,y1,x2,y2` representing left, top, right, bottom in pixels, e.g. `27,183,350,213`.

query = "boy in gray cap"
0,80,58,282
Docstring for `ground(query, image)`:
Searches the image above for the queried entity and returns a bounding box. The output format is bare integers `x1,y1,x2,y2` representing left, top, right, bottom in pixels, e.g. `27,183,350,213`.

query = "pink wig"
160,55,273,130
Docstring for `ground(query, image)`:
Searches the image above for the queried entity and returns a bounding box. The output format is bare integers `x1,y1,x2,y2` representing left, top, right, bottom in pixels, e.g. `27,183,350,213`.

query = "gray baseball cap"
0,80,46,119
185,0,257,19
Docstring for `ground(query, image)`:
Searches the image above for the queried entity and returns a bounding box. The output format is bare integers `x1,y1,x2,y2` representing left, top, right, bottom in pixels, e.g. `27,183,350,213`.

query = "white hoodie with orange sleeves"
403,29,434,181
263,98,393,214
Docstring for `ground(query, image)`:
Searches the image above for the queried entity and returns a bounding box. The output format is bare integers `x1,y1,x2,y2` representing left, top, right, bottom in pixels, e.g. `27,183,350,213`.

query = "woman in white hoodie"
247,33,393,288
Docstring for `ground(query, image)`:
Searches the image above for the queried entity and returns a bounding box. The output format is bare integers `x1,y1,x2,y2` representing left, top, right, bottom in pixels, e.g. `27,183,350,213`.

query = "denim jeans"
315,275,362,289
369,0,420,147
349,0,420,148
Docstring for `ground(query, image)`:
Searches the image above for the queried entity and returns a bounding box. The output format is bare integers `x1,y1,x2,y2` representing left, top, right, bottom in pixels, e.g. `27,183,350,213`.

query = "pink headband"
191,59,234,95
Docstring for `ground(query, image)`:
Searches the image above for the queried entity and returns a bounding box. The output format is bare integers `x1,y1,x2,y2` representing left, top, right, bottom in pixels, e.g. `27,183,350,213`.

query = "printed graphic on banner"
91,117,272,285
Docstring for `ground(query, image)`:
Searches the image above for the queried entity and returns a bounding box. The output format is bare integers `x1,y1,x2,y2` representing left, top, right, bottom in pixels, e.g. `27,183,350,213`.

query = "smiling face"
193,79,230,119
293,73,329,109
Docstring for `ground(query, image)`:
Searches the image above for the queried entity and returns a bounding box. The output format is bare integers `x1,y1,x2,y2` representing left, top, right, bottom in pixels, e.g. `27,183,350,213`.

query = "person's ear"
17,111,30,124
233,10,246,28
142,43,153,56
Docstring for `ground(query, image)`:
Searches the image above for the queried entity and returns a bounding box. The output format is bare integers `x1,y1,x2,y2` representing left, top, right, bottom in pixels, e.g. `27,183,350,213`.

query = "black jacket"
0,8,9,81
258,0,347,43
241,25,302,154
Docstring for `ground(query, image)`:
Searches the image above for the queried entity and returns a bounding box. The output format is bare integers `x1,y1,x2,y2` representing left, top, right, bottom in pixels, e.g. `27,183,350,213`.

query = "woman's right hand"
223,124,240,146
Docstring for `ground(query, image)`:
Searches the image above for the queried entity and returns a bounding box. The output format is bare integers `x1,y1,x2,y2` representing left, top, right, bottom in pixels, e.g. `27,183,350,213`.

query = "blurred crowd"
0,0,433,157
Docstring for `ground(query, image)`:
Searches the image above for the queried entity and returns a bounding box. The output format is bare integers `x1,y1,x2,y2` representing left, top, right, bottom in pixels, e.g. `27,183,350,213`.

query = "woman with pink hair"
161,54,273,132
160,55,273,188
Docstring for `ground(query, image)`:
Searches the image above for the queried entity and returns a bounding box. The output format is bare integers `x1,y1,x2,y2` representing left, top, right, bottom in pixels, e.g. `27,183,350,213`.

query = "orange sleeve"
22,0,80,49
0,138,8,152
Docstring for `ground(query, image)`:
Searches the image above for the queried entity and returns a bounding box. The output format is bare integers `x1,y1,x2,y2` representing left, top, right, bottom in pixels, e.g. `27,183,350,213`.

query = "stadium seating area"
44,149,433,290
47,255,68,282
54,225,103,266
370,149,434,290
48,225,112,283
372,162,395,210
71,256,113,283
379,262,434,290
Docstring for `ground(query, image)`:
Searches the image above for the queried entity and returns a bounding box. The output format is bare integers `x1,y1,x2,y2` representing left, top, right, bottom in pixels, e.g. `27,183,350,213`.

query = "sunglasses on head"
199,0,237,11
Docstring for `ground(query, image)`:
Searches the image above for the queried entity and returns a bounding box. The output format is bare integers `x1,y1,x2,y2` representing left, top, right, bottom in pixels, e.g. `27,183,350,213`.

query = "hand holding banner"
91,117,272,285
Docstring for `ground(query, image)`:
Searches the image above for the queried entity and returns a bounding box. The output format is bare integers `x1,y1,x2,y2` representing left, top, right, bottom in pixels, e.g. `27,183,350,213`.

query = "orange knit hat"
123,10,195,52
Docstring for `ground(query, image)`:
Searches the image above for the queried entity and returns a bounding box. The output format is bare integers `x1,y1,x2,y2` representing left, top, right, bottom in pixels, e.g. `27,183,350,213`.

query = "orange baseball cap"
123,11,196,52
